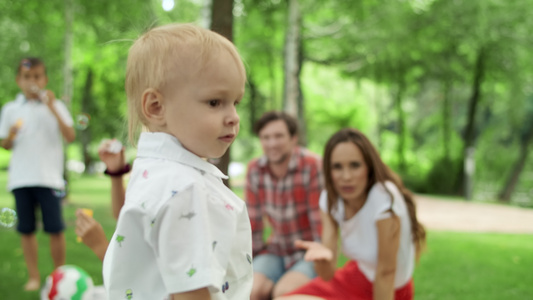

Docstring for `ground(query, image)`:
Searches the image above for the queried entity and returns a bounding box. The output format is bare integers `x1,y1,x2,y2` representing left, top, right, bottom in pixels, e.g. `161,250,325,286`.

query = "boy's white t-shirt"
319,181,415,288
103,132,253,300
0,94,73,190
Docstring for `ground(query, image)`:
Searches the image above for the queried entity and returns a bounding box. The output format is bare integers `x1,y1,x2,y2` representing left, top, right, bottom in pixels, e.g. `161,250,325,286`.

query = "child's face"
163,49,245,159
16,65,48,99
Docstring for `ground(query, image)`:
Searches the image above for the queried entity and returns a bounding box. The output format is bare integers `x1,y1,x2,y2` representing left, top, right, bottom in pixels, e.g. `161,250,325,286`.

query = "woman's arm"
295,210,339,281
374,215,401,300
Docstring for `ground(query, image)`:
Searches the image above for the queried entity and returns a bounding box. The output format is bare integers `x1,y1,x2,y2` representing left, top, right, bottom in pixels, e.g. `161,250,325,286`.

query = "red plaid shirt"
245,147,323,269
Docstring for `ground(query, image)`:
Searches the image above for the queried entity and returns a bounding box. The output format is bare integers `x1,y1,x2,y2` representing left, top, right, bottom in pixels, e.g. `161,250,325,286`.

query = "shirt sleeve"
371,182,396,221
0,103,13,138
306,159,323,242
154,183,226,295
53,100,74,127
244,161,266,256
318,190,328,213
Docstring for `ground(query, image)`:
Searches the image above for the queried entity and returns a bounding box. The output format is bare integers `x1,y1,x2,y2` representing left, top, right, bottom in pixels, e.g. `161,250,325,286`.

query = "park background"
0,0,532,299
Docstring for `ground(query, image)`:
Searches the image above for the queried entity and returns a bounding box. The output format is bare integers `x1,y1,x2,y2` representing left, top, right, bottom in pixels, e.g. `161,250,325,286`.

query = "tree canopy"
0,0,531,204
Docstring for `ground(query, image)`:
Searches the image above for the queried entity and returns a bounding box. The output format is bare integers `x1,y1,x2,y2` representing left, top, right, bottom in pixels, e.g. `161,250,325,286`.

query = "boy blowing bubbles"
0,58,75,291
103,24,253,299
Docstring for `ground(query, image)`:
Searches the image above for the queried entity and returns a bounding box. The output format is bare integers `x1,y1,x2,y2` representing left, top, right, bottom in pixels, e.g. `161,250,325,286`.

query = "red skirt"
284,260,413,300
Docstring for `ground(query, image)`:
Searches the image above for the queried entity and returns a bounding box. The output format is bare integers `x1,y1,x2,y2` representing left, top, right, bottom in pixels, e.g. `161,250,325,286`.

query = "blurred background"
0,0,532,206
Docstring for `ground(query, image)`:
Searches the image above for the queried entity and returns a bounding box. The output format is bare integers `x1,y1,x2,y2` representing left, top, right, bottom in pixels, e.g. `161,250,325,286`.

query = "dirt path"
415,195,533,234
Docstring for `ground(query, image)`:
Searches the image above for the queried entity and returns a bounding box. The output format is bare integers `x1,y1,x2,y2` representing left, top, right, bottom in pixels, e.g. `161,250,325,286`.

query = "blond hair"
125,23,246,144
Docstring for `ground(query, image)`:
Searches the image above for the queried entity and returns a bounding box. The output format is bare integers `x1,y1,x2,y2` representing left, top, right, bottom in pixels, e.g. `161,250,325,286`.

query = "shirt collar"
136,132,228,179
17,93,41,104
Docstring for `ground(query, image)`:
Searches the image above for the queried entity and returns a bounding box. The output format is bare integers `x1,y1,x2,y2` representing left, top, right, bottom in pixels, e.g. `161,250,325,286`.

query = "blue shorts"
253,253,317,283
13,187,65,234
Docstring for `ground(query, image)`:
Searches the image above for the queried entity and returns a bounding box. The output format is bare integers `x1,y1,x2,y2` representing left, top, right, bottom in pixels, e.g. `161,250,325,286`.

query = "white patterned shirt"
103,132,253,300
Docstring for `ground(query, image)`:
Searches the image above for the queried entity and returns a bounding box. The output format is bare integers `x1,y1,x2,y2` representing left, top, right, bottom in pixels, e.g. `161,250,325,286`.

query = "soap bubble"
75,114,90,130
53,180,68,199
53,188,67,199
0,208,17,228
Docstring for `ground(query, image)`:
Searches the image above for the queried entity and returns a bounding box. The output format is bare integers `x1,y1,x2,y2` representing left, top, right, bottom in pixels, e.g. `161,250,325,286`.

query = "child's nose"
226,107,240,126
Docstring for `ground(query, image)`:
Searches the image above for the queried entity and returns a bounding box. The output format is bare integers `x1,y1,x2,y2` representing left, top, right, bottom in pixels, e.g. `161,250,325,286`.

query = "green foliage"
1,174,532,299
0,0,531,203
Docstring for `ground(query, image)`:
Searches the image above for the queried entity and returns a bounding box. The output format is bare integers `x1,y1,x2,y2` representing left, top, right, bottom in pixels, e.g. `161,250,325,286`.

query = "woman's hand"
295,240,334,262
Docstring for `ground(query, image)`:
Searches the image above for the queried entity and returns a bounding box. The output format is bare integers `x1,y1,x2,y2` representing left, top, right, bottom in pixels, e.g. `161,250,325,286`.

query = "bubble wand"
30,85,49,103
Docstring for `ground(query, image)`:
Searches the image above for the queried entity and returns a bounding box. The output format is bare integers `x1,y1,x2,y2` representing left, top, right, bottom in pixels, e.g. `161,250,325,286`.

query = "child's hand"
98,139,126,172
75,209,108,261
41,89,56,107
7,119,23,139
294,240,334,262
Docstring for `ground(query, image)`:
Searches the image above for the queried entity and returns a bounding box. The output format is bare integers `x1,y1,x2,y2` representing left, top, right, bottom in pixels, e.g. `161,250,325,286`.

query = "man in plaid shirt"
246,111,323,300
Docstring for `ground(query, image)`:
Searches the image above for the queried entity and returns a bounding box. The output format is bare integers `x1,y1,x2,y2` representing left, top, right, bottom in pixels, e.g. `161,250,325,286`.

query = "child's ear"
141,88,166,126
15,75,22,88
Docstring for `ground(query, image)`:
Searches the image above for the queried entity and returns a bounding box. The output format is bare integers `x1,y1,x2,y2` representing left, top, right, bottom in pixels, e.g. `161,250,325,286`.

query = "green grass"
1,171,532,299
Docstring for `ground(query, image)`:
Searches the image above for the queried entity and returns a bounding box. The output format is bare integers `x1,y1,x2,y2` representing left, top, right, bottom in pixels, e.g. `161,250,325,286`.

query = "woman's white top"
319,181,415,288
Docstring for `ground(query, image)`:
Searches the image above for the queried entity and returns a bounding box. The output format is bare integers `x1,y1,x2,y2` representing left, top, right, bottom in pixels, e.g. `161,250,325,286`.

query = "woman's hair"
125,23,246,145
322,128,426,255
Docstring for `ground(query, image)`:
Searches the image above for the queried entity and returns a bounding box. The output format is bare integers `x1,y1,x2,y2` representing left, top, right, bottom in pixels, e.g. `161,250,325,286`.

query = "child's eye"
208,100,221,107
234,99,241,106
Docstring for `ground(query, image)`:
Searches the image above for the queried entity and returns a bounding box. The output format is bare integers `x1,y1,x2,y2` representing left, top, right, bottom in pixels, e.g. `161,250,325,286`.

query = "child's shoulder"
2,95,24,110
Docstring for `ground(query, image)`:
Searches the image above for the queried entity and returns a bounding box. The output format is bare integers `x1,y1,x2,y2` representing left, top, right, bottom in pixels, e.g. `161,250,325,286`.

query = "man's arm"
245,163,265,256
306,160,323,241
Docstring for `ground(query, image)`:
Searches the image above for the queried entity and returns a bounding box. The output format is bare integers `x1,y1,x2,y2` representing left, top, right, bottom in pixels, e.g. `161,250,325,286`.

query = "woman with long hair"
276,128,426,300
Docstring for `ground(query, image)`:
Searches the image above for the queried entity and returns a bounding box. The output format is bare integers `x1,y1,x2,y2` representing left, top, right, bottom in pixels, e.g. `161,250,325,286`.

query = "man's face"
258,119,297,165
16,65,48,100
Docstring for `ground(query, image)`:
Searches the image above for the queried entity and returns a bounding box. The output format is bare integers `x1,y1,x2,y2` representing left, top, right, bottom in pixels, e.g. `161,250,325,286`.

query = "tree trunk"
297,38,306,146
63,0,74,106
498,120,533,202
454,47,486,197
282,0,301,116
395,80,406,173
81,69,94,173
200,0,212,29
210,0,234,187
442,79,452,163
62,0,74,200
247,74,262,135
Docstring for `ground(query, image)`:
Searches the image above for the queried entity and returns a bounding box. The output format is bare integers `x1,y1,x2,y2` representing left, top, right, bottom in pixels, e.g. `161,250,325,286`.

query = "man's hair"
125,23,246,144
253,110,299,137
17,57,46,75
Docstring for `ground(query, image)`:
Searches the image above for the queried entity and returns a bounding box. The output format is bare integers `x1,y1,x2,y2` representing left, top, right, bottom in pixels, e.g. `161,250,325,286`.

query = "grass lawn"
0,171,532,299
